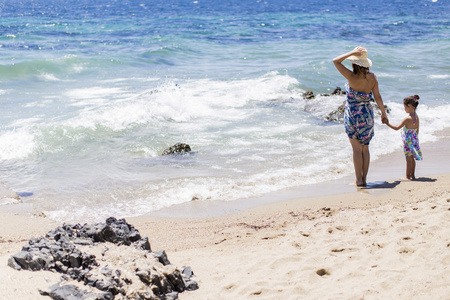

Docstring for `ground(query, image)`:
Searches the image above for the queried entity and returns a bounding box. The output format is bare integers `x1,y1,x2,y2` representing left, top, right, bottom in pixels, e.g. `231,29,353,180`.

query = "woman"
333,46,388,186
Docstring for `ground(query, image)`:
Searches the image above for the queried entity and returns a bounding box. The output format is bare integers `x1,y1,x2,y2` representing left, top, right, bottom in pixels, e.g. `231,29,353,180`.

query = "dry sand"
131,174,450,300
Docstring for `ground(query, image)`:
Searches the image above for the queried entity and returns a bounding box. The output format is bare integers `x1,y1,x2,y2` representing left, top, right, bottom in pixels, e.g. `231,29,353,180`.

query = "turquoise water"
0,0,449,221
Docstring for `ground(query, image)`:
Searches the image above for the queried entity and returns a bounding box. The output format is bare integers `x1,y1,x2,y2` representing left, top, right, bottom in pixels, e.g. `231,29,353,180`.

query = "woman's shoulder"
349,71,377,83
367,72,378,81
367,72,378,90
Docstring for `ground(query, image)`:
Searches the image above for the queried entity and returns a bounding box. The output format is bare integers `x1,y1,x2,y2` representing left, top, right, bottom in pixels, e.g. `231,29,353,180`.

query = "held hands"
381,114,389,125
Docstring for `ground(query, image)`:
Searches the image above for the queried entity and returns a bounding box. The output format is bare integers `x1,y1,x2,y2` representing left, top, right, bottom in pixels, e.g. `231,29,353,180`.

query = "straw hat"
346,51,372,68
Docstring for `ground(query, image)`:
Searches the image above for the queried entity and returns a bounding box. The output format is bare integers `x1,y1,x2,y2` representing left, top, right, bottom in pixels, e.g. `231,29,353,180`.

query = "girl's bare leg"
406,156,415,179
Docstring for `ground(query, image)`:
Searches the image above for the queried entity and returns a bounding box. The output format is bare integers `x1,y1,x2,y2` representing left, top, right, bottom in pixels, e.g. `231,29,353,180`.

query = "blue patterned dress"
401,126,423,160
344,83,375,145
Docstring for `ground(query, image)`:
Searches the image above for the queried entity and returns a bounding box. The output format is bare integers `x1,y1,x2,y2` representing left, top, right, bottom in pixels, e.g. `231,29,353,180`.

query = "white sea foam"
23,99,55,108
65,87,123,99
39,73,61,81
376,72,397,78
44,162,352,223
9,117,43,127
428,74,449,79
59,72,301,132
101,77,160,83
0,129,35,160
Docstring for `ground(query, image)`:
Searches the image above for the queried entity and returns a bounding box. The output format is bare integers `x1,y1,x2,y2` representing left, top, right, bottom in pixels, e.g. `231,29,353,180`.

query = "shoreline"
1,128,449,221
143,128,450,219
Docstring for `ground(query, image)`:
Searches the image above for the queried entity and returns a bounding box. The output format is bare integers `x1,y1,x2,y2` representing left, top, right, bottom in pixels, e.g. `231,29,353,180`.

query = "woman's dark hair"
403,95,420,108
352,64,369,78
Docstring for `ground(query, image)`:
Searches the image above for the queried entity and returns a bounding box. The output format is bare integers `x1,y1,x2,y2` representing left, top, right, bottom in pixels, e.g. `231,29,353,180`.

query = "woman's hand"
381,113,389,124
333,46,368,79
351,46,367,57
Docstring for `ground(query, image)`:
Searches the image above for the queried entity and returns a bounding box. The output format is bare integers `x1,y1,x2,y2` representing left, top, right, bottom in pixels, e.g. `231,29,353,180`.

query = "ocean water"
0,0,449,222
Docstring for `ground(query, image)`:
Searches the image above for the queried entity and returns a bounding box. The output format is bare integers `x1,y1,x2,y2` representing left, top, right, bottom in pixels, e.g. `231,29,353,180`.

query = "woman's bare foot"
352,180,366,187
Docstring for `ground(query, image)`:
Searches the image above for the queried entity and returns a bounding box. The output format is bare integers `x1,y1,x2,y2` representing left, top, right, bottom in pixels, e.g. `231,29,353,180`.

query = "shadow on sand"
362,181,401,190
362,176,437,190
412,177,437,182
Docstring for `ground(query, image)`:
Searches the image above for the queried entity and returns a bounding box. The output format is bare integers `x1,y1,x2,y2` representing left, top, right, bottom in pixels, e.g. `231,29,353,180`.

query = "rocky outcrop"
302,90,315,100
162,143,191,156
325,101,391,123
327,86,347,96
39,284,112,300
302,87,346,100
8,217,197,300
325,102,346,122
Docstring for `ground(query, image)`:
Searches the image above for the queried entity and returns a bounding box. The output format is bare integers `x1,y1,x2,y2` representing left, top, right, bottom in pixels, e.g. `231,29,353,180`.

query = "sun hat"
346,51,372,68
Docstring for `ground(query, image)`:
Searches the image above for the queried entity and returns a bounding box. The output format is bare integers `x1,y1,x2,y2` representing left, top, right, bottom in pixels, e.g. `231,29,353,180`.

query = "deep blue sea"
0,0,449,221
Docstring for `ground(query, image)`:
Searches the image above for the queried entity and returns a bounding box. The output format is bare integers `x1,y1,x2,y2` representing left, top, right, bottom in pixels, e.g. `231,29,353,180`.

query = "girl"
385,95,423,179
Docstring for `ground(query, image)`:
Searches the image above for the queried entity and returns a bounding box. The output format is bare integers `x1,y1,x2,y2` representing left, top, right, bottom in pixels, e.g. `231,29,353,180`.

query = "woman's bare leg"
362,144,370,185
349,138,365,186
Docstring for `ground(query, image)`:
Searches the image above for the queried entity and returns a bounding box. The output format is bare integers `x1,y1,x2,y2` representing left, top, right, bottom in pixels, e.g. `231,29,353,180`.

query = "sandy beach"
1,137,449,299
152,175,449,300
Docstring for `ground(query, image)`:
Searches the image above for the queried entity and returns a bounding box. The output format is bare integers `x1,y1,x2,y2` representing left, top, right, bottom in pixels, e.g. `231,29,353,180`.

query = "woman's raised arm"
333,46,366,81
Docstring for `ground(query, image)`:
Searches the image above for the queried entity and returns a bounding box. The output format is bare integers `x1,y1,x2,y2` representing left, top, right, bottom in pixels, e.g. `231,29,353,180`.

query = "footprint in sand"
250,290,262,295
223,283,236,292
398,247,415,254
316,268,330,276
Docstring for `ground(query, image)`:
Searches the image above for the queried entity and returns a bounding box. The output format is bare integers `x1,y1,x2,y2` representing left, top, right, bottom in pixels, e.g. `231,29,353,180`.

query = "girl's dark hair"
352,64,369,77
403,95,420,108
